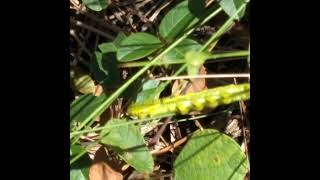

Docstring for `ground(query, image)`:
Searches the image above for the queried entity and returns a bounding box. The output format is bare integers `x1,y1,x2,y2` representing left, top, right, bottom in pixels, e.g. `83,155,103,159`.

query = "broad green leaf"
98,42,116,54
136,80,163,103
185,51,211,76
83,0,108,11
70,93,109,124
70,169,87,180
136,88,160,103
159,1,199,40
117,32,163,62
142,79,160,90
98,32,127,54
70,144,84,157
70,152,91,180
218,0,247,20
161,38,202,63
94,33,125,88
100,119,154,173
113,32,127,47
174,129,249,180
91,51,120,89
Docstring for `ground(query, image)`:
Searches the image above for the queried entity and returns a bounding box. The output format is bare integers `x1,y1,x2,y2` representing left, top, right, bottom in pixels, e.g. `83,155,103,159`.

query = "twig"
136,0,153,9
70,29,93,59
206,0,216,7
128,1,150,27
160,136,169,146
94,32,100,53
148,0,173,22
150,173,173,179
234,78,250,158
155,73,250,81
145,0,166,17
78,10,125,34
70,0,80,10
194,119,204,131
70,18,115,40
114,7,125,23
148,117,172,146
151,136,188,155
77,56,90,68
108,0,144,8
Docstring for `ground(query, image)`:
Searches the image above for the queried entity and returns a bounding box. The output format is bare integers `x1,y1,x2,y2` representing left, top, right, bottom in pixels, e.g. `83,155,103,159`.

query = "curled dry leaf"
89,146,123,180
172,65,208,95
171,79,189,96
89,162,123,180
184,65,208,94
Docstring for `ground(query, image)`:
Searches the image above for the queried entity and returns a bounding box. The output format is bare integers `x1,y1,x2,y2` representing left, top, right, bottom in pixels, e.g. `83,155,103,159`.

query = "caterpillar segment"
128,83,250,119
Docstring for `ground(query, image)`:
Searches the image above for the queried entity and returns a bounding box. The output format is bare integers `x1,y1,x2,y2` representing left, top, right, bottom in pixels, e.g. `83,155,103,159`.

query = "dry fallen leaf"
184,65,208,94
172,65,208,95
225,118,241,139
172,79,189,96
89,146,123,180
89,161,123,180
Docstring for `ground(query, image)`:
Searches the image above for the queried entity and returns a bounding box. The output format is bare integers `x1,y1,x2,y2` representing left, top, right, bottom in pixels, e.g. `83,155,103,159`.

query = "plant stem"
118,50,249,68
70,149,88,165
70,114,175,138
71,109,233,140
70,142,98,165
155,73,250,81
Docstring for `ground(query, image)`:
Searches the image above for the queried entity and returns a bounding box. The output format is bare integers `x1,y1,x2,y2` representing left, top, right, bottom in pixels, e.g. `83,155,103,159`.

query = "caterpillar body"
128,83,250,119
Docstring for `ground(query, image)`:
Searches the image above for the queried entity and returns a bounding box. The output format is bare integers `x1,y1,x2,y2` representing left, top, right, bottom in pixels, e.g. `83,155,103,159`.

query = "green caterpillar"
128,83,250,119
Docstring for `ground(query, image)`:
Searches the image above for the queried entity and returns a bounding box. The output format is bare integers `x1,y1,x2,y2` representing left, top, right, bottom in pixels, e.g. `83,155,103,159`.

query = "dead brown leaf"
92,146,123,170
172,65,208,95
89,161,123,180
89,146,123,180
171,79,189,96
184,65,208,94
